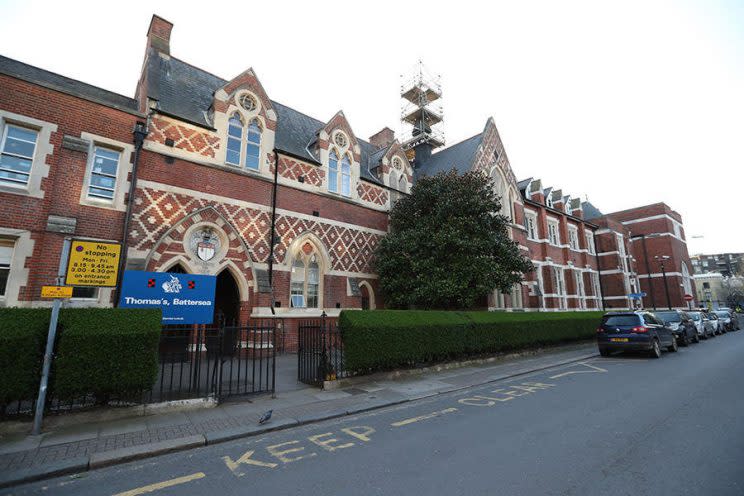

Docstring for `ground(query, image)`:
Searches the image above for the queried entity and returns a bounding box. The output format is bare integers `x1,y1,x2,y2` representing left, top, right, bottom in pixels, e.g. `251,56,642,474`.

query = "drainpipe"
113,120,149,307
593,231,606,311
267,149,280,315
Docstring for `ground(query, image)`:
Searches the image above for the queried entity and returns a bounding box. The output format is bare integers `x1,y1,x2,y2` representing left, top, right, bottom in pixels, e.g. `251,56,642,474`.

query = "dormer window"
546,196,553,208
226,113,261,171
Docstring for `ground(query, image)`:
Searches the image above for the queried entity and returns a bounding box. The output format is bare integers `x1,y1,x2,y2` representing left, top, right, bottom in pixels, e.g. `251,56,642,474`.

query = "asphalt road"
6,331,744,496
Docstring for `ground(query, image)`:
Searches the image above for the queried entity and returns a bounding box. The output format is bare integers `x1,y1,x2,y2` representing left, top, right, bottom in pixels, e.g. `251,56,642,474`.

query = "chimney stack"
147,15,173,54
369,127,395,150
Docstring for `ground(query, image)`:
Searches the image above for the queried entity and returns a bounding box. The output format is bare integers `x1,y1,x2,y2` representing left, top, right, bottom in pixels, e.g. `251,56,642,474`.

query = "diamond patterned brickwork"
356,182,388,206
149,116,220,158
276,156,323,186
131,187,381,274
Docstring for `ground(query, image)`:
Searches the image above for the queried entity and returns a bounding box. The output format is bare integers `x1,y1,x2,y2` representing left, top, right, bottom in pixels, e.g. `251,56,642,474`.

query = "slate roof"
415,133,483,177
582,201,604,220
517,178,532,195
145,52,382,184
0,55,139,113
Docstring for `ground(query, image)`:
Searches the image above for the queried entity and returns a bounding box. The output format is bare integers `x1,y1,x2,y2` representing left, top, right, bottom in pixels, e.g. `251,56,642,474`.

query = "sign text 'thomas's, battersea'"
118,271,217,324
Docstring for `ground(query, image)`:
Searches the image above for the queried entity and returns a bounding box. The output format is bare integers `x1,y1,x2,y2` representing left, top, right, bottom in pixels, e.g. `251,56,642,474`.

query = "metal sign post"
32,237,72,436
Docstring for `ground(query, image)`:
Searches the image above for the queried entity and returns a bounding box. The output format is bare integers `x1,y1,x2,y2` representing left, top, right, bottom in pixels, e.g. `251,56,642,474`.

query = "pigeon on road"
258,410,273,425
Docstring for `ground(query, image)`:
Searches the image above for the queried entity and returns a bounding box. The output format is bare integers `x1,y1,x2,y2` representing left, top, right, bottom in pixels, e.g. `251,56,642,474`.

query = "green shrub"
53,308,161,400
0,309,50,407
340,310,604,373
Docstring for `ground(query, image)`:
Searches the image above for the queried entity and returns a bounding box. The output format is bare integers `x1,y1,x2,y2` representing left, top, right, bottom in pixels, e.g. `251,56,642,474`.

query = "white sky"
1,0,742,254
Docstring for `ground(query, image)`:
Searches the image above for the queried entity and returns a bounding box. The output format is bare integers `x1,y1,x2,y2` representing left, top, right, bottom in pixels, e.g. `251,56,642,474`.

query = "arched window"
340,154,351,196
398,175,407,194
491,168,510,219
245,120,261,170
290,244,322,308
389,170,399,205
682,262,692,296
328,149,339,193
226,113,261,170
226,113,243,166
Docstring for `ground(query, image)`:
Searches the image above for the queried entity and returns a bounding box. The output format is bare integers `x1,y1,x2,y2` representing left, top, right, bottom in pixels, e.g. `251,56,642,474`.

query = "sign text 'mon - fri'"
65,240,121,287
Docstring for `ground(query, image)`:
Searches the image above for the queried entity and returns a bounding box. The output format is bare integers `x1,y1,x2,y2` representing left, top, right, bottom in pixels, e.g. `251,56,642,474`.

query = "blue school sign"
119,271,217,324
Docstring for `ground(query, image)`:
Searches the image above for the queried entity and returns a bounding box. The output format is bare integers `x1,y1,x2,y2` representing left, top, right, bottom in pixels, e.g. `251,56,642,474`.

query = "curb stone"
1,350,598,488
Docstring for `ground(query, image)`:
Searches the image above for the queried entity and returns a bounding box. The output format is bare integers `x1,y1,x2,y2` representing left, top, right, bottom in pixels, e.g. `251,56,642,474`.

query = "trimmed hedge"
53,308,162,400
339,310,604,373
0,308,161,407
0,309,50,407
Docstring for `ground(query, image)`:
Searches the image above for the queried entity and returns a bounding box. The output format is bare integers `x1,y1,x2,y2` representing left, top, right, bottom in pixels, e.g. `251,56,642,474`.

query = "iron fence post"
321,311,327,389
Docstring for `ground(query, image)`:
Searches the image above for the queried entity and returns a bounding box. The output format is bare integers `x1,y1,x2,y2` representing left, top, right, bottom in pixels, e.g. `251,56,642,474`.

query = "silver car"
714,310,734,332
689,311,714,339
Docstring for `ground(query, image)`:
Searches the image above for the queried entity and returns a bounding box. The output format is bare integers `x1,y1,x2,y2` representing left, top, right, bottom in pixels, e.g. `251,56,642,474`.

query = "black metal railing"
297,313,347,387
2,320,277,418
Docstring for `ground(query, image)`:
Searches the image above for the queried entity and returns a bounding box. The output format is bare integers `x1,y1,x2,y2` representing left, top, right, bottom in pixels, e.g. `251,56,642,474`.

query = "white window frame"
0,238,14,298
568,226,579,251
586,232,596,255
79,132,133,211
0,124,38,187
547,220,560,246
0,111,57,199
525,212,538,241
86,146,120,201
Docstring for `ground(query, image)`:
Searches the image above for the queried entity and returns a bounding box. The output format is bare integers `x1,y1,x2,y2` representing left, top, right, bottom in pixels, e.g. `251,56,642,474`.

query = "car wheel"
650,339,662,358
668,338,678,353
599,348,611,357
681,334,689,347
692,332,700,344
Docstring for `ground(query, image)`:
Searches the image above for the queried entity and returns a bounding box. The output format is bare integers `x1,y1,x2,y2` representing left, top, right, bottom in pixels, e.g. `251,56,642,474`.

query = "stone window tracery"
290,243,322,308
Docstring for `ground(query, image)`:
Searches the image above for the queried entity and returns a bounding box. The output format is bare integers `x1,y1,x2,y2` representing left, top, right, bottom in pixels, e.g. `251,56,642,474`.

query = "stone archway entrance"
213,270,241,325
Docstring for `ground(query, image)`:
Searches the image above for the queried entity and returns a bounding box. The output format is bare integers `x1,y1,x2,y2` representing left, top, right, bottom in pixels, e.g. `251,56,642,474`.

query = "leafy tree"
375,170,534,310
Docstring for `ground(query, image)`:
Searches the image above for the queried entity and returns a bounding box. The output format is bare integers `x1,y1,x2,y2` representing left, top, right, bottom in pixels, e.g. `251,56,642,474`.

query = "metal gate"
154,319,277,402
298,313,345,386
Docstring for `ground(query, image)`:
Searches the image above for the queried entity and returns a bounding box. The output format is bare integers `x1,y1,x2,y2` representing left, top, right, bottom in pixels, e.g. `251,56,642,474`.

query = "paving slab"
88,434,205,469
204,418,298,445
0,433,43,456
97,417,150,437
39,424,99,447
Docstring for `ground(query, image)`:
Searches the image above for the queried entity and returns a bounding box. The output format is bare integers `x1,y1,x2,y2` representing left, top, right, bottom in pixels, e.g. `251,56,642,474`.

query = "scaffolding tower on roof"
400,60,445,158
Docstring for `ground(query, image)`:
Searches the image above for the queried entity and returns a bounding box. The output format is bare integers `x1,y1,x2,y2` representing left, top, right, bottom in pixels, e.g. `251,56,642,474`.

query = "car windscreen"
655,311,680,322
602,315,640,326
689,313,701,321
715,312,729,318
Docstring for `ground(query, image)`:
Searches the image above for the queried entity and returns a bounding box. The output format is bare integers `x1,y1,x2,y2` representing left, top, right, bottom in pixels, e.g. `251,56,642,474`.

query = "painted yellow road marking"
549,362,607,379
223,450,278,476
391,407,458,427
308,432,355,452
112,472,205,496
267,440,317,463
458,382,556,406
341,426,375,442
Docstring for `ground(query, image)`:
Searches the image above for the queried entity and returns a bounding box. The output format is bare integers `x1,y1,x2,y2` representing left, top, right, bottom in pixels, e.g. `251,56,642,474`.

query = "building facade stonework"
0,14,698,339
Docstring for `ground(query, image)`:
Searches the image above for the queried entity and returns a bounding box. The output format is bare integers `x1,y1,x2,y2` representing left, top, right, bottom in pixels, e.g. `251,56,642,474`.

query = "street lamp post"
655,255,672,310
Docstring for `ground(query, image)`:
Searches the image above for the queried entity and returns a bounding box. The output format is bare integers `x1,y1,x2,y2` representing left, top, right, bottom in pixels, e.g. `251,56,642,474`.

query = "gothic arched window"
226,113,261,170
290,244,322,308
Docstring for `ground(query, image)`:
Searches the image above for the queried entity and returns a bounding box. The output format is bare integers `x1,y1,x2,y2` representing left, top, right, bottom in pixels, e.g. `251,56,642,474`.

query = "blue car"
597,311,677,358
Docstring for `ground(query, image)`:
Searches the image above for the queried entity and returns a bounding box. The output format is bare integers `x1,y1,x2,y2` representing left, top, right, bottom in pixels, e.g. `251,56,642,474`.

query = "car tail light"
596,327,604,333
631,326,648,333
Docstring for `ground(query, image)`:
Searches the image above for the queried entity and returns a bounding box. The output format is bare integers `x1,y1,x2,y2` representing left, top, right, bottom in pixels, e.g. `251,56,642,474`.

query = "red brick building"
0,14,696,330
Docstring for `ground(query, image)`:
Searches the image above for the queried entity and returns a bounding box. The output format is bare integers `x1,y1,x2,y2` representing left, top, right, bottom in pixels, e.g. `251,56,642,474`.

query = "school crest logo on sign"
190,229,220,262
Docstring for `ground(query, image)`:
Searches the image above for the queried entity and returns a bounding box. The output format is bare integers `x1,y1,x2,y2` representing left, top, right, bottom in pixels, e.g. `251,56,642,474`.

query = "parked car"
654,310,699,346
597,311,677,358
706,312,723,335
718,308,741,331
687,311,713,339
714,310,736,332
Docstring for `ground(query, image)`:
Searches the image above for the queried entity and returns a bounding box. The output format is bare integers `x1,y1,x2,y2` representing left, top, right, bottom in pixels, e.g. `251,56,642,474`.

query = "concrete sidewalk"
0,342,597,488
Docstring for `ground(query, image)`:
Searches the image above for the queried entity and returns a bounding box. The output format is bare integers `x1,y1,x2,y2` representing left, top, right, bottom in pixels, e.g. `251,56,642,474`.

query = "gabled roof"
582,201,603,220
517,178,532,193
0,55,139,113
144,51,381,184
415,133,483,177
